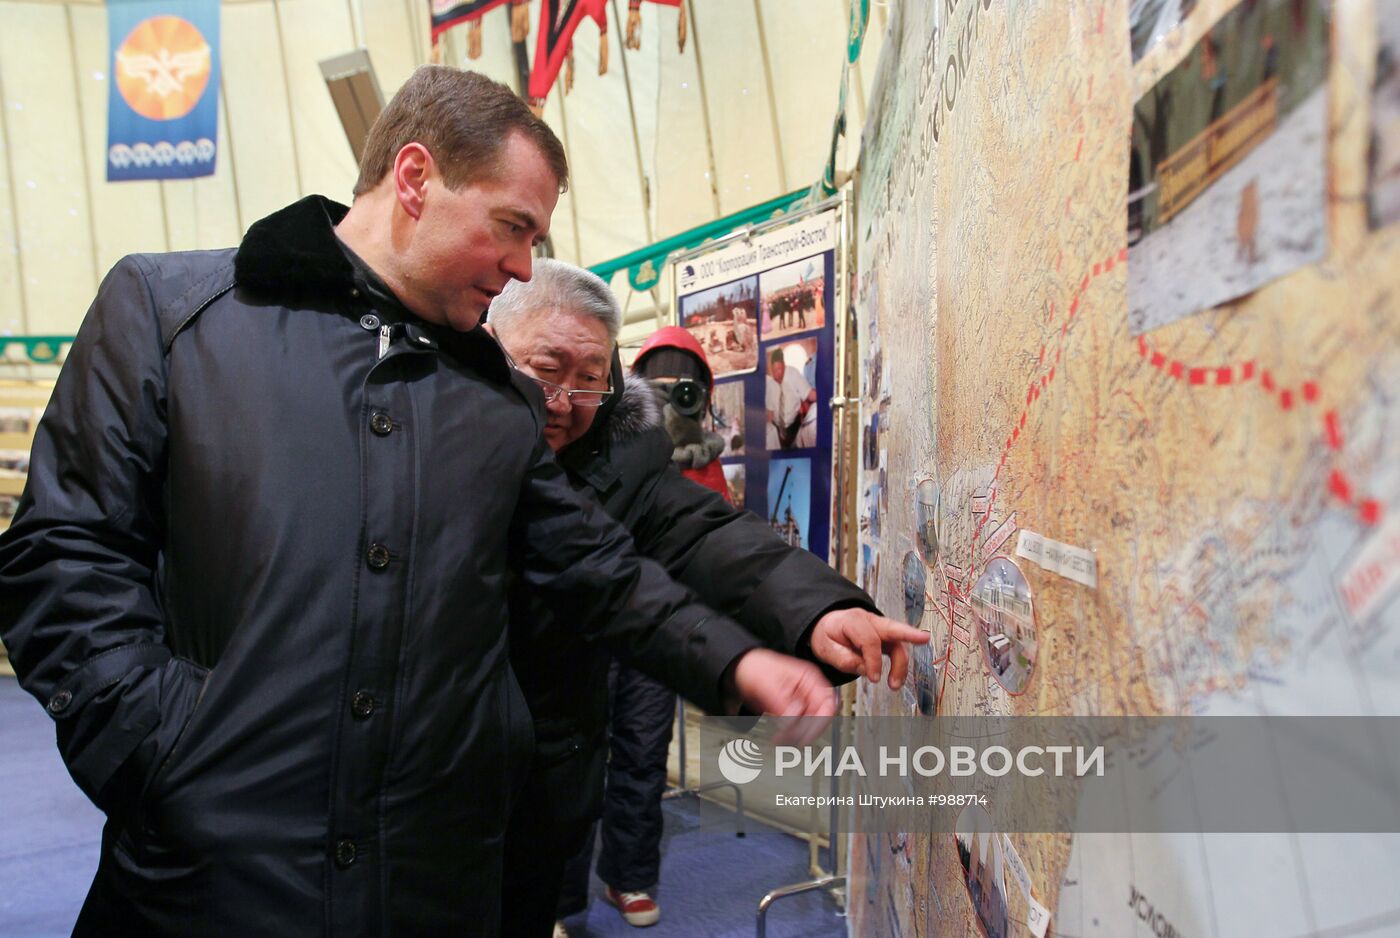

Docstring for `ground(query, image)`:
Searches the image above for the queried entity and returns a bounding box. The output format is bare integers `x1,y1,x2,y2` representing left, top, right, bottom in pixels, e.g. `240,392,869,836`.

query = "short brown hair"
353,66,568,197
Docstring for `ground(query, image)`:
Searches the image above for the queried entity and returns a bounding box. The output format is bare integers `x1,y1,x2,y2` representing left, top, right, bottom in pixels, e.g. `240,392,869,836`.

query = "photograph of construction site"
970,557,1038,696
1127,0,1329,333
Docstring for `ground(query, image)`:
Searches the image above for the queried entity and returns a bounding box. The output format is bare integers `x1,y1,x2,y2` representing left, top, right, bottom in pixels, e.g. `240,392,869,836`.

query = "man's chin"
446,305,488,332
543,428,568,452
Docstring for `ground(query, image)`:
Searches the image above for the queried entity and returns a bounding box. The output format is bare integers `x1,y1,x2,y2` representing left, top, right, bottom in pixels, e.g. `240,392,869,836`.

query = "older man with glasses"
483,258,927,937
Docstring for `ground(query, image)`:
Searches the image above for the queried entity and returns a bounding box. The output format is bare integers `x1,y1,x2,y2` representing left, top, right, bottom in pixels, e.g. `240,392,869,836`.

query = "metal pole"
63,5,101,297
270,0,307,198
0,46,31,332
749,0,788,192
609,0,669,320
552,87,585,264
756,875,845,938
219,83,245,235
608,0,655,245
683,0,722,218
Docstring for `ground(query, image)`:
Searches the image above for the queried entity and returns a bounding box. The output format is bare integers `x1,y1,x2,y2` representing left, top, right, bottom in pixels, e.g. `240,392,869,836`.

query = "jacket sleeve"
0,255,190,812
625,459,880,683
509,440,762,714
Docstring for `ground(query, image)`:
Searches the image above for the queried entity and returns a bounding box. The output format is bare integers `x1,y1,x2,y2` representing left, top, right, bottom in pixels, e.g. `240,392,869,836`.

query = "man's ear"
392,143,432,220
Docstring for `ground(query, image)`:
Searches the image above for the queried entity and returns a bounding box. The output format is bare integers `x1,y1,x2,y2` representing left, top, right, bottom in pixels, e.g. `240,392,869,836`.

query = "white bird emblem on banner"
116,44,211,99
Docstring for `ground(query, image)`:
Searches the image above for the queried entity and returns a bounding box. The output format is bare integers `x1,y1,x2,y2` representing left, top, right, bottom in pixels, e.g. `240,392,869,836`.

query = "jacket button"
359,314,379,331
366,543,391,570
370,412,393,436
47,689,73,714
351,691,376,719
334,839,357,868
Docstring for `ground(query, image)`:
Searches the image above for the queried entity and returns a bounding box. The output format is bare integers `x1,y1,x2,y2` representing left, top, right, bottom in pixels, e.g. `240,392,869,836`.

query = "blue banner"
106,0,220,181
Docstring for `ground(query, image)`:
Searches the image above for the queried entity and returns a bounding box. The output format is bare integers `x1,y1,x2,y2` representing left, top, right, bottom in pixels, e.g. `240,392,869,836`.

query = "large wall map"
850,1,1400,936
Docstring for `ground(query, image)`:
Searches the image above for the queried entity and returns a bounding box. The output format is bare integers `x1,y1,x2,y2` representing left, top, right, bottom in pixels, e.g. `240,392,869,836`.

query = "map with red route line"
848,2,1400,937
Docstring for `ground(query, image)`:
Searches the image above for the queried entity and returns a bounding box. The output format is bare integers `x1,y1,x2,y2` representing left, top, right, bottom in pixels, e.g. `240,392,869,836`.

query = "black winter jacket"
509,367,877,826
0,196,765,936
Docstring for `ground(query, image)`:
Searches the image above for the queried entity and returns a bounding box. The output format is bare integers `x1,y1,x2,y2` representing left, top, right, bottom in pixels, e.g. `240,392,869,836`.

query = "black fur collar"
607,373,663,444
232,195,510,384
234,195,353,297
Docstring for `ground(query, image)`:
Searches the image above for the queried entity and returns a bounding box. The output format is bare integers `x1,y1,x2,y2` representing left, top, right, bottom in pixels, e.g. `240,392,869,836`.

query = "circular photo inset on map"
914,478,941,566
902,640,940,716
902,550,926,626
954,805,1010,938
970,557,1038,695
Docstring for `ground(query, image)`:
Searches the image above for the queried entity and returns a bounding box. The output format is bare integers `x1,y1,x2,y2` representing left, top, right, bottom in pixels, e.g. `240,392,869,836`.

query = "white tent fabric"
0,0,886,344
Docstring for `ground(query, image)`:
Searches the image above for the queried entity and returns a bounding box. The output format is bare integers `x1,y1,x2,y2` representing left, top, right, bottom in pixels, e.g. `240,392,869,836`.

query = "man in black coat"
0,67,840,937
485,259,927,936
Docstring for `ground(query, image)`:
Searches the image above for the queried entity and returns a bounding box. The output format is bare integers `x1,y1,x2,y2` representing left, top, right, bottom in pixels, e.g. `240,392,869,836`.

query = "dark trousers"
500,728,606,937
596,664,676,893
500,805,593,937
501,665,675,934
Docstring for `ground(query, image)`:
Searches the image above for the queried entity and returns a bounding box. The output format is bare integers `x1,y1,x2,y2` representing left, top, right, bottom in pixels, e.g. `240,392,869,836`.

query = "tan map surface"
850,1,1400,935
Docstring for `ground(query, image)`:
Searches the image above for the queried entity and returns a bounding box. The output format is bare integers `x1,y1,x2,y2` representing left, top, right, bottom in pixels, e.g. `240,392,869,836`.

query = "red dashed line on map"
951,223,1379,647
1136,333,1381,527
945,245,1130,611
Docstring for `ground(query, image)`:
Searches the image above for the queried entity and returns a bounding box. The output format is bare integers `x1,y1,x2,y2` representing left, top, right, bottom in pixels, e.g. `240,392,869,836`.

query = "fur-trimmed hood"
606,373,663,444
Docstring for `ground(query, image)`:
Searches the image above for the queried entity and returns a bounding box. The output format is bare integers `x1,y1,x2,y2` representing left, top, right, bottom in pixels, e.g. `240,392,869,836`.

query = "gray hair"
488,258,622,344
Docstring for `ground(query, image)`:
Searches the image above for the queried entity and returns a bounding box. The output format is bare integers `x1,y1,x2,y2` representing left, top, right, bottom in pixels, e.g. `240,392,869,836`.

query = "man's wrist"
719,650,750,716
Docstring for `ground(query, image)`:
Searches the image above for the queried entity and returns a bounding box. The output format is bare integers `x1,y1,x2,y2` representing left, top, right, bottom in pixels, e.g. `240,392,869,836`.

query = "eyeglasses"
527,373,613,408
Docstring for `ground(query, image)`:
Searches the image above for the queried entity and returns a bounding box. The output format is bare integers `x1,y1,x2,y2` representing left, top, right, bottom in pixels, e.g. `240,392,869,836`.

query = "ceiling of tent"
0,0,887,350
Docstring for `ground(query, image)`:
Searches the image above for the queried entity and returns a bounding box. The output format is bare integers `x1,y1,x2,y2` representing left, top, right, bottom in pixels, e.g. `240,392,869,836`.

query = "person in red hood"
631,326,731,502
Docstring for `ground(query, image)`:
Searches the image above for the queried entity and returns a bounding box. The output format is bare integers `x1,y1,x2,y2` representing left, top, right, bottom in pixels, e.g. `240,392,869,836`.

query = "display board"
671,203,843,563
850,1,1400,936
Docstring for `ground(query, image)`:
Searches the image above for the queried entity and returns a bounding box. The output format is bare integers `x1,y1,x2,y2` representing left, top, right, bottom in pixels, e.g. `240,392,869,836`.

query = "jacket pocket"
138,658,212,812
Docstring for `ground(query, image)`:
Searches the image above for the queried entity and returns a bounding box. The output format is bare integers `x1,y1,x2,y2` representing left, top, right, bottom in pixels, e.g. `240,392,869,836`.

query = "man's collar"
233,195,511,384
234,195,354,298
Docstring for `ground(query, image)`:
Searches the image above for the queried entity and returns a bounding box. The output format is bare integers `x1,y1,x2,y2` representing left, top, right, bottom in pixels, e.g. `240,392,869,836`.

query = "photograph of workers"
759,254,827,340
678,276,759,377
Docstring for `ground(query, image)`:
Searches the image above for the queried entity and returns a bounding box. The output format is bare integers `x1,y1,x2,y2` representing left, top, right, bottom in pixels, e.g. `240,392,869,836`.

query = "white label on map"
983,512,1018,560
1002,833,1052,936
1337,510,1400,623
1026,894,1052,938
1016,529,1098,588
1002,834,1032,899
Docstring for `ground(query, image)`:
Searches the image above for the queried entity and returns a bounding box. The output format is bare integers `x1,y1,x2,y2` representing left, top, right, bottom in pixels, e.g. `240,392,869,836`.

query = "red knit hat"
632,325,714,390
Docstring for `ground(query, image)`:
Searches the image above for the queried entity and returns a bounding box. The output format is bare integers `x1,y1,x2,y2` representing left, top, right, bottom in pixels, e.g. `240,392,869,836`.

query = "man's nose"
545,390,572,415
503,246,533,283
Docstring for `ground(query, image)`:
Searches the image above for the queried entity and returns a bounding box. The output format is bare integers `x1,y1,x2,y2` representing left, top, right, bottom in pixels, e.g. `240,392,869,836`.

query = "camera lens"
669,379,706,418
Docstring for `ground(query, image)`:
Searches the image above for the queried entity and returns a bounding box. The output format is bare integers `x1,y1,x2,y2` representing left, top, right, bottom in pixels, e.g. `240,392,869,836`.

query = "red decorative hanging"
429,0,512,45
527,0,608,103
625,0,685,53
